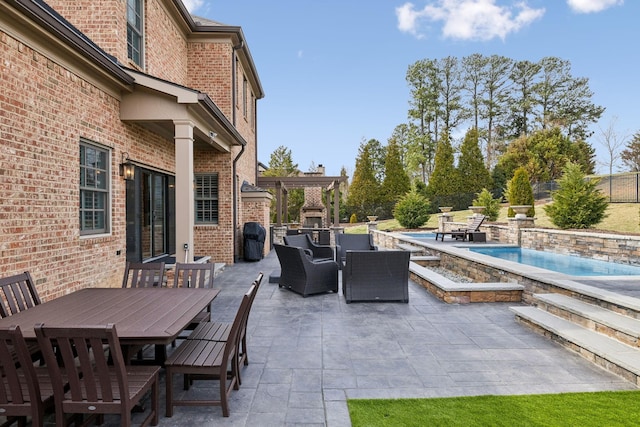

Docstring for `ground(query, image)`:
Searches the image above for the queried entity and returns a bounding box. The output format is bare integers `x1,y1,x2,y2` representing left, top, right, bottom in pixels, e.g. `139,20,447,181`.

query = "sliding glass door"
126,167,175,262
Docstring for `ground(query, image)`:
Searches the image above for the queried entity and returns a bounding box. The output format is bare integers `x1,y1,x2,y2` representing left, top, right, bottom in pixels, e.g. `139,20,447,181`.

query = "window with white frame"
127,0,143,66
79,141,110,235
194,173,219,224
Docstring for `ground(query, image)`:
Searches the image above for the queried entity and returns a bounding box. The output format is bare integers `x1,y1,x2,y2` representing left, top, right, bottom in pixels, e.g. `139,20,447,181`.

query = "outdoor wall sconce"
119,152,135,181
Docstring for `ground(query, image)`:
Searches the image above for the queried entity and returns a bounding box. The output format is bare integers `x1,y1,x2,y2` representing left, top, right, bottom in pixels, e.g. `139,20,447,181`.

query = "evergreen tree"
472,188,501,221
263,146,303,222
393,189,431,229
347,141,382,221
544,162,608,229
457,128,492,207
426,132,460,210
505,167,535,217
381,139,411,218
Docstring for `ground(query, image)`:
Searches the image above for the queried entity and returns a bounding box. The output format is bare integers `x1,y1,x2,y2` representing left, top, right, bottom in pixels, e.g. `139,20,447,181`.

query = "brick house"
0,0,270,299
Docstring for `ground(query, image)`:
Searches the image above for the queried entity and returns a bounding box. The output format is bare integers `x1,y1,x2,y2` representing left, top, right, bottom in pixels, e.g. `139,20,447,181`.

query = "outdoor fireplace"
301,185,326,228
300,166,327,228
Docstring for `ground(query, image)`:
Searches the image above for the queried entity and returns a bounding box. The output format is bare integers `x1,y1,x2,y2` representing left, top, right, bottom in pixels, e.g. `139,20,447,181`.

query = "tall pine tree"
347,140,382,221
457,128,492,207
426,132,460,210
381,139,411,218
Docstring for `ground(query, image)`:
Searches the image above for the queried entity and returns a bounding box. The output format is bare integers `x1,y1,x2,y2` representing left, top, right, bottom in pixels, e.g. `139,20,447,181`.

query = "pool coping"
392,232,640,312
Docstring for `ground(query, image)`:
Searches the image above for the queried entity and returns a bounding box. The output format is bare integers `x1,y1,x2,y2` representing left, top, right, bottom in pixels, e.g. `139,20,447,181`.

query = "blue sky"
185,0,638,177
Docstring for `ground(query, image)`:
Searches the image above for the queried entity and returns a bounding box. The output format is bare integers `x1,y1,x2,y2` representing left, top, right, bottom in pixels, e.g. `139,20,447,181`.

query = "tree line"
265,54,639,224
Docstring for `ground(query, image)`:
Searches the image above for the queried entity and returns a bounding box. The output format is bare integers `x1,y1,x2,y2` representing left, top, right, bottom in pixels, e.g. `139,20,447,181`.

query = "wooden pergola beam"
257,176,347,227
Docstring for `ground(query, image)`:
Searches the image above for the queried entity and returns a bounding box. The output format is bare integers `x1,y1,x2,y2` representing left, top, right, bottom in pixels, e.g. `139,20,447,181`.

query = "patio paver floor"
39,249,637,426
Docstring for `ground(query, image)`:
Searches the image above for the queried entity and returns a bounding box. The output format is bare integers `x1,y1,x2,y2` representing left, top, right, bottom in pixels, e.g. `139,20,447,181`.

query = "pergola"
256,175,347,227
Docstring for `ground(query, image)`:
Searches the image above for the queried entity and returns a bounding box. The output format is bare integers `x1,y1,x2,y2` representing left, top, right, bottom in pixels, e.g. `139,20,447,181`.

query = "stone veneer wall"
519,228,640,265
372,227,640,306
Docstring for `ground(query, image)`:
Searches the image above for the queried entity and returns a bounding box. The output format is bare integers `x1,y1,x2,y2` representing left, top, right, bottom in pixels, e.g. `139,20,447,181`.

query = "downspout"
231,39,244,261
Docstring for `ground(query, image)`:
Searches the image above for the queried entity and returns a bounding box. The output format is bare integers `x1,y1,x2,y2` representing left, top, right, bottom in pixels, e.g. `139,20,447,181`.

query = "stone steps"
511,305,640,385
535,293,640,347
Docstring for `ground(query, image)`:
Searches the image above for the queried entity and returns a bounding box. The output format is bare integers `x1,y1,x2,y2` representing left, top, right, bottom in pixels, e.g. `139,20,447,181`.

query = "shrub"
505,167,535,217
544,162,608,229
393,190,431,229
349,213,358,224
473,188,501,221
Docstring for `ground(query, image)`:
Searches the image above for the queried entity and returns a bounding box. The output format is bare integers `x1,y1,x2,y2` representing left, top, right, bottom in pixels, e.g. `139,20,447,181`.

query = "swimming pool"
468,247,640,276
402,232,437,239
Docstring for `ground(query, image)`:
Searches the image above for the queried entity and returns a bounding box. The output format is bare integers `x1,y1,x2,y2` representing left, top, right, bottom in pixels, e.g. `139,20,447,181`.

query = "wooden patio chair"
0,325,55,427
121,262,166,288
186,272,264,385
0,272,44,364
34,323,160,427
0,272,42,318
172,262,216,326
165,284,255,418
121,262,167,363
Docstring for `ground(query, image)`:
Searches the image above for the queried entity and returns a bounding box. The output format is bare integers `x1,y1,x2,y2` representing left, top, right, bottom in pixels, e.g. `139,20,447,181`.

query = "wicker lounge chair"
342,250,410,303
274,244,339,297
335,233,378,267
283,233,334,262
434,214,485,242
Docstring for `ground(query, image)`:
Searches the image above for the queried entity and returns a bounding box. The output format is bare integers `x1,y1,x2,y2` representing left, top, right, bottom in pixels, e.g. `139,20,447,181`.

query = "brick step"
534,293,640,347
510,306,640,384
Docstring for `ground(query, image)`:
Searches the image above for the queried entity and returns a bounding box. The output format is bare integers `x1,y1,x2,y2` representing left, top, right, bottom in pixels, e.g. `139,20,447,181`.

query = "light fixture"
209,131,217,139
119,152,135,181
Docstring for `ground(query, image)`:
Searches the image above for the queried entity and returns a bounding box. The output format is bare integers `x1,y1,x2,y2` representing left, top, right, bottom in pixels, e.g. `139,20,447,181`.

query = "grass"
348,391,640,426
345,202,640,234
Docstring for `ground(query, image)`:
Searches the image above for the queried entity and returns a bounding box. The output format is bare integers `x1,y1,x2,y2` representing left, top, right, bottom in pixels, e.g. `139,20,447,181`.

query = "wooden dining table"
0,287,219,362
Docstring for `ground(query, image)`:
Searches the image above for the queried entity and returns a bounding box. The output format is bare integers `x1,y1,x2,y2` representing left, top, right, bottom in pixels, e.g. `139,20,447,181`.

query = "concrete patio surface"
54,249,638,426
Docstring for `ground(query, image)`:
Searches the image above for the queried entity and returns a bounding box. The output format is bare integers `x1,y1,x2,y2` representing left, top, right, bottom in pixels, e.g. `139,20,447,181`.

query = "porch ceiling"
120,69,246,152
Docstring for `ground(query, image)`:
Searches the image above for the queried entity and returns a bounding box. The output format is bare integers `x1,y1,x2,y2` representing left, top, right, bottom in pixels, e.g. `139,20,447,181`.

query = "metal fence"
535,172,640,203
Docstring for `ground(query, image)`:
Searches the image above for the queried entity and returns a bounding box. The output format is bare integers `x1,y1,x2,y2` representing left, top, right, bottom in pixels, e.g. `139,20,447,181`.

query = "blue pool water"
468,247,640,276
402,232,437,239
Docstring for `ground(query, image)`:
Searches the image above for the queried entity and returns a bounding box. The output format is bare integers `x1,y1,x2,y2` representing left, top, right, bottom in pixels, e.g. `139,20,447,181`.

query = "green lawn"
348,391,640,426
345,202,640,234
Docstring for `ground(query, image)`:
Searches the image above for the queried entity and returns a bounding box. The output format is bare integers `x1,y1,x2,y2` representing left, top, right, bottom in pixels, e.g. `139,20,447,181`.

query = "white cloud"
566,0,623,14
182,0,204,13
396,0,545,41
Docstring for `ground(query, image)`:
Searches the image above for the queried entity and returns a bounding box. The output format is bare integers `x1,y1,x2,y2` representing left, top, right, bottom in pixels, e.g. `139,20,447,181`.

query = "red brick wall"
46,0,189,84
45,0,127,63
188,42,233,118
0,29,174,300
193,150,235,264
